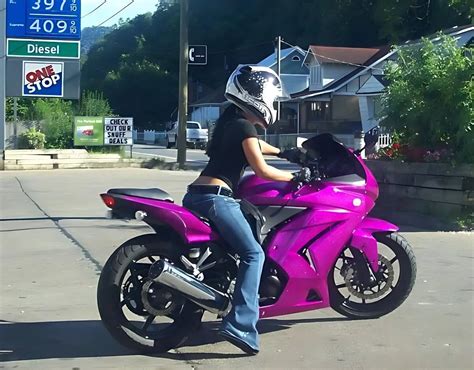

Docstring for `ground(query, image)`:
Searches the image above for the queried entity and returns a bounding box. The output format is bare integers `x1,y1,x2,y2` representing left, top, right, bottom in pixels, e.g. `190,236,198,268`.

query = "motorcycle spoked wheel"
97,234,204,354
328,232,416,319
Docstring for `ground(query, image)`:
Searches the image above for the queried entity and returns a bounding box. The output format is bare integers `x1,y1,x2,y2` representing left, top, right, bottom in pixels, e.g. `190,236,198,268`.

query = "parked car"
166,121,208,149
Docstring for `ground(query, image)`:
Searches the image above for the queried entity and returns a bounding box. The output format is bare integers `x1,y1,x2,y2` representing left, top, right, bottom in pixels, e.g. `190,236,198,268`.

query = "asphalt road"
132,144,299,171
1,168,473,369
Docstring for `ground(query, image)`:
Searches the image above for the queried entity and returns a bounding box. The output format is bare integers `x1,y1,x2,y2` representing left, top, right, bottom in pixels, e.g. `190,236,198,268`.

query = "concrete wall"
368,160,474,222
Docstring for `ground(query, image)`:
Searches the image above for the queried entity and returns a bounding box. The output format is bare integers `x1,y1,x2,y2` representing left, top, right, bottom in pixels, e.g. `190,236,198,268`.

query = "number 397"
31,0,69,11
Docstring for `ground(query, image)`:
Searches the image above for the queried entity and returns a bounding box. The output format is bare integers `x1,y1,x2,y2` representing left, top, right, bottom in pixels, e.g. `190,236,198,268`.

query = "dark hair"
206,104,242,157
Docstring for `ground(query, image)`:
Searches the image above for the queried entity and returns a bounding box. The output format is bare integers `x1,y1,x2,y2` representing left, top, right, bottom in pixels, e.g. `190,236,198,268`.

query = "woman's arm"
258,139,281,156
243,138,293,182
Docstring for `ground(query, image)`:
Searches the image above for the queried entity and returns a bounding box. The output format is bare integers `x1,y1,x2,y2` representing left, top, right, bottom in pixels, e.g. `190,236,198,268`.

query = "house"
190,24,473,138
283,24,474,137
189,46,309,127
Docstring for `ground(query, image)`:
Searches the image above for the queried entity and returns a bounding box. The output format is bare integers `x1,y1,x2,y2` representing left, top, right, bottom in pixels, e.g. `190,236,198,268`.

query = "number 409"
30,19,69,33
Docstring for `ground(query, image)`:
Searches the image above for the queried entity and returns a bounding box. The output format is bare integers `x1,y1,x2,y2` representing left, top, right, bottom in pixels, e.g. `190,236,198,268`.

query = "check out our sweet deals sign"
104,118,134,146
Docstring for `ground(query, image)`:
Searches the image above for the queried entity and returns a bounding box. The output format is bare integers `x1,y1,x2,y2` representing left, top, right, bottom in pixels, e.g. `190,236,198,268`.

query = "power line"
207,41,272,55
96,0,135,27
82,0,107,19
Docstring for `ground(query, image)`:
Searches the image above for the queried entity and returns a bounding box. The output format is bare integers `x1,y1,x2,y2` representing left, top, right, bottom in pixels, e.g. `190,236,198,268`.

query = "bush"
34,99,74,149
18,128,45,149
382,35,473,163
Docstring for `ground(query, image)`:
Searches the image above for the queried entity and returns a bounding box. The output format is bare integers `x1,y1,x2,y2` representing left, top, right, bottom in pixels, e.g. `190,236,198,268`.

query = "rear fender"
111,194,218,244
350,217,399,272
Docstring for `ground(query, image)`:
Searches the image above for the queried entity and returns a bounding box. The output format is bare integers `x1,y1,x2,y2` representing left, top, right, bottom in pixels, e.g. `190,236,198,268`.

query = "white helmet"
225,65,290,127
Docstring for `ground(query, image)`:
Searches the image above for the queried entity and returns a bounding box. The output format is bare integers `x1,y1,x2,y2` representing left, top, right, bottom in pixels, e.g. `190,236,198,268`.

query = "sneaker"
218,329,259,355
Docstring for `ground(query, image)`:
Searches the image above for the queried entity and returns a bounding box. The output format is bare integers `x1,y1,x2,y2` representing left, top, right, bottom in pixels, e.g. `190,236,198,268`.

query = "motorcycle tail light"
101,194,116,209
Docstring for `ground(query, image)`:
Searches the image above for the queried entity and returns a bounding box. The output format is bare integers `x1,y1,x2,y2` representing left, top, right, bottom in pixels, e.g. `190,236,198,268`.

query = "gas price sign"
7,0,81,40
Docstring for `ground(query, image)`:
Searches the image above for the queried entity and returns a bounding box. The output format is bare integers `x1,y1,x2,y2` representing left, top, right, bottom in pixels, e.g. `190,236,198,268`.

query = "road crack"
15,177,103,274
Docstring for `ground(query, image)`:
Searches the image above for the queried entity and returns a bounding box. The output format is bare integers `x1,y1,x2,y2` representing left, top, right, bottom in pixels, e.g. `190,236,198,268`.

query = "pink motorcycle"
97,133,416,353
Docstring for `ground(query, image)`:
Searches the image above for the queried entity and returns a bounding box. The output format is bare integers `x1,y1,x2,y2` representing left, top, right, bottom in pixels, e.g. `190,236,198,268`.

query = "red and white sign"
22,61,64,97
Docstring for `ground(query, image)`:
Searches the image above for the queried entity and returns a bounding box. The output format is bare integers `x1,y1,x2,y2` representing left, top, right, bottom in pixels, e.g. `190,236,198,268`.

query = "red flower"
392,143,401,150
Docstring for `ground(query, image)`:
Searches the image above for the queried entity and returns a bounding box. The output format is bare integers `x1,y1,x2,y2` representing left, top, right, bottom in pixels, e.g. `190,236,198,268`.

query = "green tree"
33,99,75,149
382,35,474,162
79,90,113,116
81,1,472,129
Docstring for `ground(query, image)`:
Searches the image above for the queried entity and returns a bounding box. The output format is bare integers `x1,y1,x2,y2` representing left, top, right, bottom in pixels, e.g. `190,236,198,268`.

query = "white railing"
378,133,392,148
133,129,167,145
258,133,356,149
133,129,392,150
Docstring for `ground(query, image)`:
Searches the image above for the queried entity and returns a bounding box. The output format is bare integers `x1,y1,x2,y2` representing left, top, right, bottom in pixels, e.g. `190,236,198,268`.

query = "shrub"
18,128,45,149
382,35,473,163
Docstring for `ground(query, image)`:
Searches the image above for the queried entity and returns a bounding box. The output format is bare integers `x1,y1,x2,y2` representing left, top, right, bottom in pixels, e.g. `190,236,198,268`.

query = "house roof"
305,46,381,65
258,46,306,67
293,46,391,99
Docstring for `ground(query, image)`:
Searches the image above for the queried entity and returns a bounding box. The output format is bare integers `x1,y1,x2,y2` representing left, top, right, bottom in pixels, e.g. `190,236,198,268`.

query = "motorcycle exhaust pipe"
148,259,230,315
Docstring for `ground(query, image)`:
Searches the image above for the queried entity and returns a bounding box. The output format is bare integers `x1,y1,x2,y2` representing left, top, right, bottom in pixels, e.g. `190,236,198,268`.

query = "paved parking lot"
1,168,473,369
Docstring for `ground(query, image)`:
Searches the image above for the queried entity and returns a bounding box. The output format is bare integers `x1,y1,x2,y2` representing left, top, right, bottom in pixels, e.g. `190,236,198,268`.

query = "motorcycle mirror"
364,126,380,150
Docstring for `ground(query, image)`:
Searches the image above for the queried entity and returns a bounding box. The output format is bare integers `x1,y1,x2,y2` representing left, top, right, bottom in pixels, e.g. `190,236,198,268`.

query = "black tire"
97,234,203,353
328,232,416,319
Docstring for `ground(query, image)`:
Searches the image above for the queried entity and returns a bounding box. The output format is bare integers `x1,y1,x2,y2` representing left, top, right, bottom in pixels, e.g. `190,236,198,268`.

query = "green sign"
74,117,104,146
7,38,80,59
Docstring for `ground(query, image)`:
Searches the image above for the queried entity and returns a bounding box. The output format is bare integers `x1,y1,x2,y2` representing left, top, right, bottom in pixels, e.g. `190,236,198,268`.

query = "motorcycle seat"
108,188,174,202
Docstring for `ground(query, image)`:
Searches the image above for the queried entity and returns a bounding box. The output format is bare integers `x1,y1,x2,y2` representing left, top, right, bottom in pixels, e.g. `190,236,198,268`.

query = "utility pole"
177,0,189,169
275,36,281,121
1,0,6,167
13,98,18,148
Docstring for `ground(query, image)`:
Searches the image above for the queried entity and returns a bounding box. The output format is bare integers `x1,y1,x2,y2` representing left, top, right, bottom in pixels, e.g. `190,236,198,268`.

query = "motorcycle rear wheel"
97,234,204,353
328,232,416,319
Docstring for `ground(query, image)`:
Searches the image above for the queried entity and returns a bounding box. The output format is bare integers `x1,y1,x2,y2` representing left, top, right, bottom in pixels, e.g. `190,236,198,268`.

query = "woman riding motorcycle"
183,65,309,354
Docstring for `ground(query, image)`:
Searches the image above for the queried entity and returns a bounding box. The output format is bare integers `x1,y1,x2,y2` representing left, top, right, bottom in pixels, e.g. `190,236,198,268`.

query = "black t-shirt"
201,118,258,190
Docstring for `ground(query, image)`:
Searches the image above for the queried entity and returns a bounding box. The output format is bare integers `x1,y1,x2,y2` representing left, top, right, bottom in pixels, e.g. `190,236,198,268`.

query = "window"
308,101,331,121
310,65,322,86
187,122,200,129
292,55,301,62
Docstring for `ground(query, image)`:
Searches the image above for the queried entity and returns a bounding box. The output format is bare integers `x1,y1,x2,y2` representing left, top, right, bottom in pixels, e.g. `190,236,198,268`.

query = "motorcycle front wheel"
97,234,203,353
328,232,416,319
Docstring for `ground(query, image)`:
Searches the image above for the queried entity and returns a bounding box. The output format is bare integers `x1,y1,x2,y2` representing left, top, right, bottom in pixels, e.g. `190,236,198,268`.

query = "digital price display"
7,0,81,40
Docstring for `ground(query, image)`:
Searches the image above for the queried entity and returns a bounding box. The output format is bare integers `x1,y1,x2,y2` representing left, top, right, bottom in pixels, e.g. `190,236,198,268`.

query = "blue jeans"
182,192,265,351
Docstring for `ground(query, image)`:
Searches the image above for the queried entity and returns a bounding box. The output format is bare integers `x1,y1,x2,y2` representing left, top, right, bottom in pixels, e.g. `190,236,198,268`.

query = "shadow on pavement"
0,316,350,362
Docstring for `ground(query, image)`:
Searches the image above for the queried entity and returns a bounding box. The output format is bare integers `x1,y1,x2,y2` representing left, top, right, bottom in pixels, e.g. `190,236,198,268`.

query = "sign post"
5,0,81,101
1,0,6,159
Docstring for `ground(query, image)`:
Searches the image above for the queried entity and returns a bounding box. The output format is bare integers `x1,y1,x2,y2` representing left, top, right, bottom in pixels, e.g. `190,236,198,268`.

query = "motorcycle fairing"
259,206,364,318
